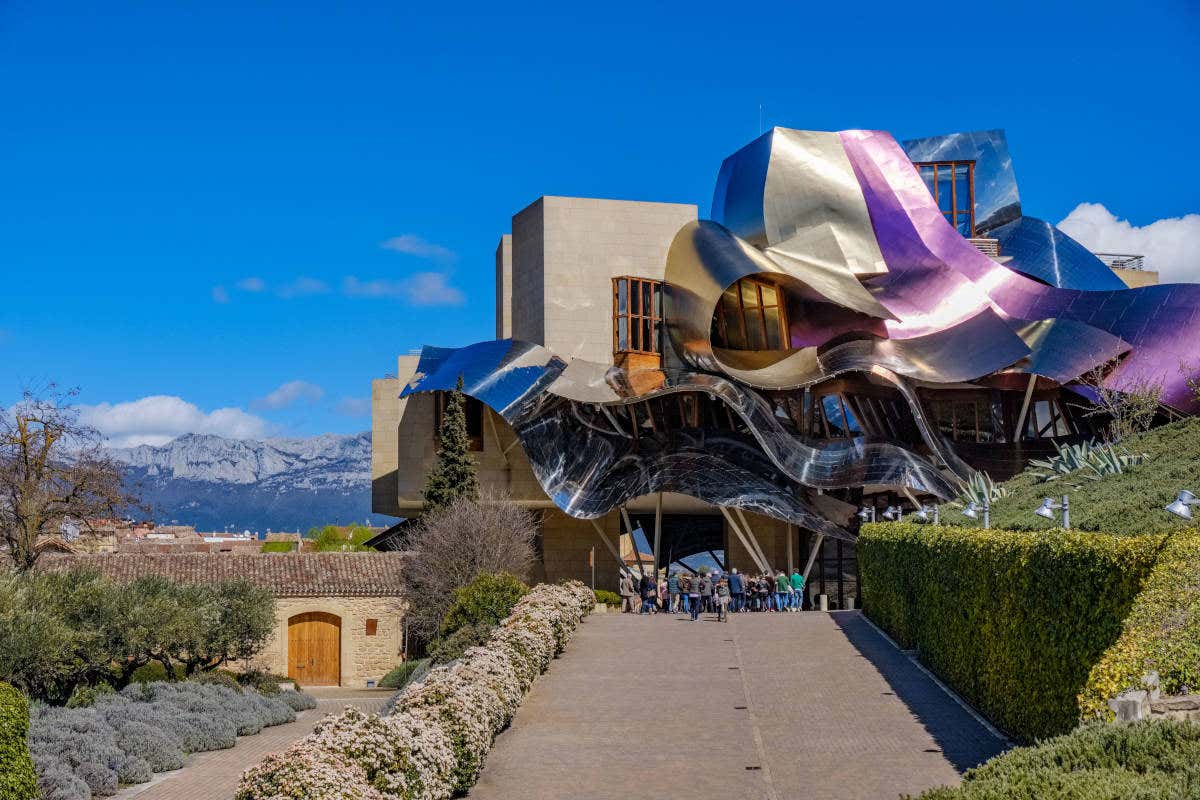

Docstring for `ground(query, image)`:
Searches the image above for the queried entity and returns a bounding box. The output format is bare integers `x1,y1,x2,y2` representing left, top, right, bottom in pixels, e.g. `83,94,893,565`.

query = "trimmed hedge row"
859,523,1164,743
0,682,37,800
914,719,1200,799
1080,532,1200,719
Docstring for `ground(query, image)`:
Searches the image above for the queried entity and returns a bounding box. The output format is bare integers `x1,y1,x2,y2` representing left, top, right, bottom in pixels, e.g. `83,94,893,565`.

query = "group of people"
616,567,806,622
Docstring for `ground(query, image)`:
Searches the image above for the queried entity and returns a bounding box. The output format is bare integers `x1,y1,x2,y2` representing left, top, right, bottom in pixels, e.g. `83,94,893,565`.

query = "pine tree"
422,376,480,516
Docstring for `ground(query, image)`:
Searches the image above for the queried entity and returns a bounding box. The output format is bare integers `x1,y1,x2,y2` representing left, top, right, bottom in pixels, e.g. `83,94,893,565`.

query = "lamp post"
857,506,876,523
1166,490,1198,520
962,500,990,529
1035,495,1070,528
914,505,940,524
882,505,903,522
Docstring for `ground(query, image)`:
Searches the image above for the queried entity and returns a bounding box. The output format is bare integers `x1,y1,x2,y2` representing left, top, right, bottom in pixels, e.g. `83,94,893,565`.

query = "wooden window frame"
914,160,976,237
613,277,664,355
711,277,790,352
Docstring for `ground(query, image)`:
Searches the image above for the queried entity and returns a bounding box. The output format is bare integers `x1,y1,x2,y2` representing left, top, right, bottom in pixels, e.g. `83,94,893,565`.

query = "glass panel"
745,307,766,349
721,287,745,349
641,283,651,319
654,284,662,316
641,319,652,353
617,279,627,314
1030,400,1051,438
630,281,640,315
617,317,628,350
955,164,970,214
936,166,953,214
920,165,935,198
840,396,861,434
631,315,641,350
822,395,846,437
957,214,972,237
760,284,778,306
763,306,782,349
652,320,662,354
740,280,760,309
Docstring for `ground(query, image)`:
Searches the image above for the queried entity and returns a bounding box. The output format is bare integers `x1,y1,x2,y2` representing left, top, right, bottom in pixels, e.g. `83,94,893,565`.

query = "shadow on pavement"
832,612,1010,773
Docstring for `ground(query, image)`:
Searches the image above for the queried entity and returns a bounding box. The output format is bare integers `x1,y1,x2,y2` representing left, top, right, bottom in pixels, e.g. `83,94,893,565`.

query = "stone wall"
245,595,406,688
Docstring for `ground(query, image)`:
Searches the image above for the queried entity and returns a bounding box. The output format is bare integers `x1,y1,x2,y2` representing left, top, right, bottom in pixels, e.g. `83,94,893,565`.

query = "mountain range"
109,432,397,533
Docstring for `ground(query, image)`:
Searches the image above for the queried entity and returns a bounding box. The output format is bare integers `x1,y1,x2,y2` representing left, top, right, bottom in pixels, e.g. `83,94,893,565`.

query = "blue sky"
2,0,1197,444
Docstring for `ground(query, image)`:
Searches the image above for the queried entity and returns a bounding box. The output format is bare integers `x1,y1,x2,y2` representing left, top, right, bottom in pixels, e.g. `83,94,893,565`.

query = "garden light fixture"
882,505,902,521
857,506,876,523
1165,490,1198,521
914,505,940,524
1034,495,1070,528
962,500,990,529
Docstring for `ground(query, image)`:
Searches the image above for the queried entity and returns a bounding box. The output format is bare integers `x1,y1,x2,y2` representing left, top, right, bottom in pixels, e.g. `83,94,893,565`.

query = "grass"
938,417,1200,535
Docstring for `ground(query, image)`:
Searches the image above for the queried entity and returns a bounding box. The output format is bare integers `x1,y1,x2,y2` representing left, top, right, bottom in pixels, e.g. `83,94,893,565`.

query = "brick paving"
470,610,1008,800
113,688,391,800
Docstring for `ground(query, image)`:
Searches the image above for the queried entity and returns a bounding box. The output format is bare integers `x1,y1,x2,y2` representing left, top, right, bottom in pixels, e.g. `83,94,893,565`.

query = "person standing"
790,567,806,612
689,574,704,621
774,570,789,612
640,573,657,614
619,571,636,613
728,568,745,613
701,571,715,613
658,574,668,613
668,571,680,613
716,578,731,622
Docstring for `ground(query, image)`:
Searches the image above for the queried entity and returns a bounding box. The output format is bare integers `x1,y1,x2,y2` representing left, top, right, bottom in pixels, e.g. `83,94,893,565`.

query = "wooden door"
287,612,341,686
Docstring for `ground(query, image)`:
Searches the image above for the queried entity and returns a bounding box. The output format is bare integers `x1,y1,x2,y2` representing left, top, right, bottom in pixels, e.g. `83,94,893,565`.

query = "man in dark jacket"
639,574,658,614
728,568,745,613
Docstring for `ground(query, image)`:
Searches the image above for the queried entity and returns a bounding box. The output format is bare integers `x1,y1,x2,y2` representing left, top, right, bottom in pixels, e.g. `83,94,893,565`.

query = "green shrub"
237,669,295,695
594,589,620,607
0,682,38,800
428,623,493,665
260,541,295,553
66,682,114,708
914,720,1200,799
1081,532,1200,718
859,523,1163,742
439,572,529,637
939,417,1200,534
379,658,431,689
128,661,185,684
194,670,242,692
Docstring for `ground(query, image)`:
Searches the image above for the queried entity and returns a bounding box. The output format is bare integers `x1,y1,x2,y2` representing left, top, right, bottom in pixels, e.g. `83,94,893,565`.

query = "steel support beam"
720,506,769,574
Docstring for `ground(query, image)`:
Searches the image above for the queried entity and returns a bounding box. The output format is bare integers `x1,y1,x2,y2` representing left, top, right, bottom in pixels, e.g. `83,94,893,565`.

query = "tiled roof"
42,553,407,597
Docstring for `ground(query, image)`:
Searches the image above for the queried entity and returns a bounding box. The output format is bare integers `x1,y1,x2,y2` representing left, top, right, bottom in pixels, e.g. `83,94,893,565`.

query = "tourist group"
616,568,805,622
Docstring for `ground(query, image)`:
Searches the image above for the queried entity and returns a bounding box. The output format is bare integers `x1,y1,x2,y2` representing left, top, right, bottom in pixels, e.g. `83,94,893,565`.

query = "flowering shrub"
29,680,315,799
239,580,594,800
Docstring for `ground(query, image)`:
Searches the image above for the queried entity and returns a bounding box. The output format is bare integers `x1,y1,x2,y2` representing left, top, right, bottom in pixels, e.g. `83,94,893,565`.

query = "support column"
589,518,631,576
619,506,648,576
734,507,772,573
1014,374,1038,441
652,492,663,576
801,533,825,584
786,523,795,572
720,507,768,574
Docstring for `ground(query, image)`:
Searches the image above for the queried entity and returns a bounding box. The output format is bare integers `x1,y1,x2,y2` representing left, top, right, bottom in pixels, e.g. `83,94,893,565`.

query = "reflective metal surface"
901,129,1021,235
990,216,1128,290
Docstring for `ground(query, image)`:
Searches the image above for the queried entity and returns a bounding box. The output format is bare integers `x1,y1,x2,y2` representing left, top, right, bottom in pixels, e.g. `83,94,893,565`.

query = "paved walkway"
470,611,1008,800
114,688,391,800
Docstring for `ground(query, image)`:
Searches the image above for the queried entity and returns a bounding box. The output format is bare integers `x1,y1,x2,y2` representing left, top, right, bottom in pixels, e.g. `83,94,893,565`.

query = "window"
931,397,999,443
710,277,789,351
613,277,663,354
365,619,378,636
434,392,484,451
1023,398,1073,440
914,161,975,237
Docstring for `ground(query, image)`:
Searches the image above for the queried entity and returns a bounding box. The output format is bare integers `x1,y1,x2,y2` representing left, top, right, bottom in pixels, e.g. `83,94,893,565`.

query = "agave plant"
1029,439,1145,483
954,470,1010,508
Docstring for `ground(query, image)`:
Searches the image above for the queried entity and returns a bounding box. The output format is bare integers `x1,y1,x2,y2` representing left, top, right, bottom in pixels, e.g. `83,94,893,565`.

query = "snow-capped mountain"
109,432,396,532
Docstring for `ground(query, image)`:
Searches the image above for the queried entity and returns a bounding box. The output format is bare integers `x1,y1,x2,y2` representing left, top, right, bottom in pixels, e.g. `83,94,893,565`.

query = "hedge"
0,682,38,800
937,417,1200,535
858,523,1164,743
1080,532,1200,719
914,719,1200,799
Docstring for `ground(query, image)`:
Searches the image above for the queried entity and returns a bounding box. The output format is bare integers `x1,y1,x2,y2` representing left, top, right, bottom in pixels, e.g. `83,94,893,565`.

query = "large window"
613,277,663,355
914,160,975,237
711,277,789,351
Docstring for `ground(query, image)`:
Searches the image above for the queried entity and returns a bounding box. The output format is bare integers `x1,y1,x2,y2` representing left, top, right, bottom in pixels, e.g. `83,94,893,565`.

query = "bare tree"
399,488,538,639
1081,360,1164,443
0,385,139,571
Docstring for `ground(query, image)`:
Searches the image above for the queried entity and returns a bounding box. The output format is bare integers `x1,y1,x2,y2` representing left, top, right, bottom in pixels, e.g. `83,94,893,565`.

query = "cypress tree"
422,376,480,516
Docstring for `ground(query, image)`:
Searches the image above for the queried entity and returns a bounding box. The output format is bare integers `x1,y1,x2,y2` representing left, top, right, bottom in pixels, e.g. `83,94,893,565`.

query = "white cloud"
236,277,266,292
335,396,371,417
1058,203,1200,285
252,380,324,410
79,396,269,448
380,234,456,263
276,277,331,298
342,272,465,306
211,285,230,303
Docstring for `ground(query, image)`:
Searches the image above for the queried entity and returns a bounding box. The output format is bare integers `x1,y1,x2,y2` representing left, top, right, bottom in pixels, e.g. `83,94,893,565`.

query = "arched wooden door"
287,612,341,686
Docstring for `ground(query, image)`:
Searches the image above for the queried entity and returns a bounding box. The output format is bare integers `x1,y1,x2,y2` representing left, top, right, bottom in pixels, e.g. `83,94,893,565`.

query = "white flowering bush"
239,581,593,800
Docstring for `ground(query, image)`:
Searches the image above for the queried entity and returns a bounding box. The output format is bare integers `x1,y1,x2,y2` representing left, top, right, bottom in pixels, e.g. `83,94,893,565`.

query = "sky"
2,0,1198,445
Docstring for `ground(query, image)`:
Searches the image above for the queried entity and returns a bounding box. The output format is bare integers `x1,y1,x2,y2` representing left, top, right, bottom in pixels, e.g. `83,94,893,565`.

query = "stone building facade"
50,553,407,688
